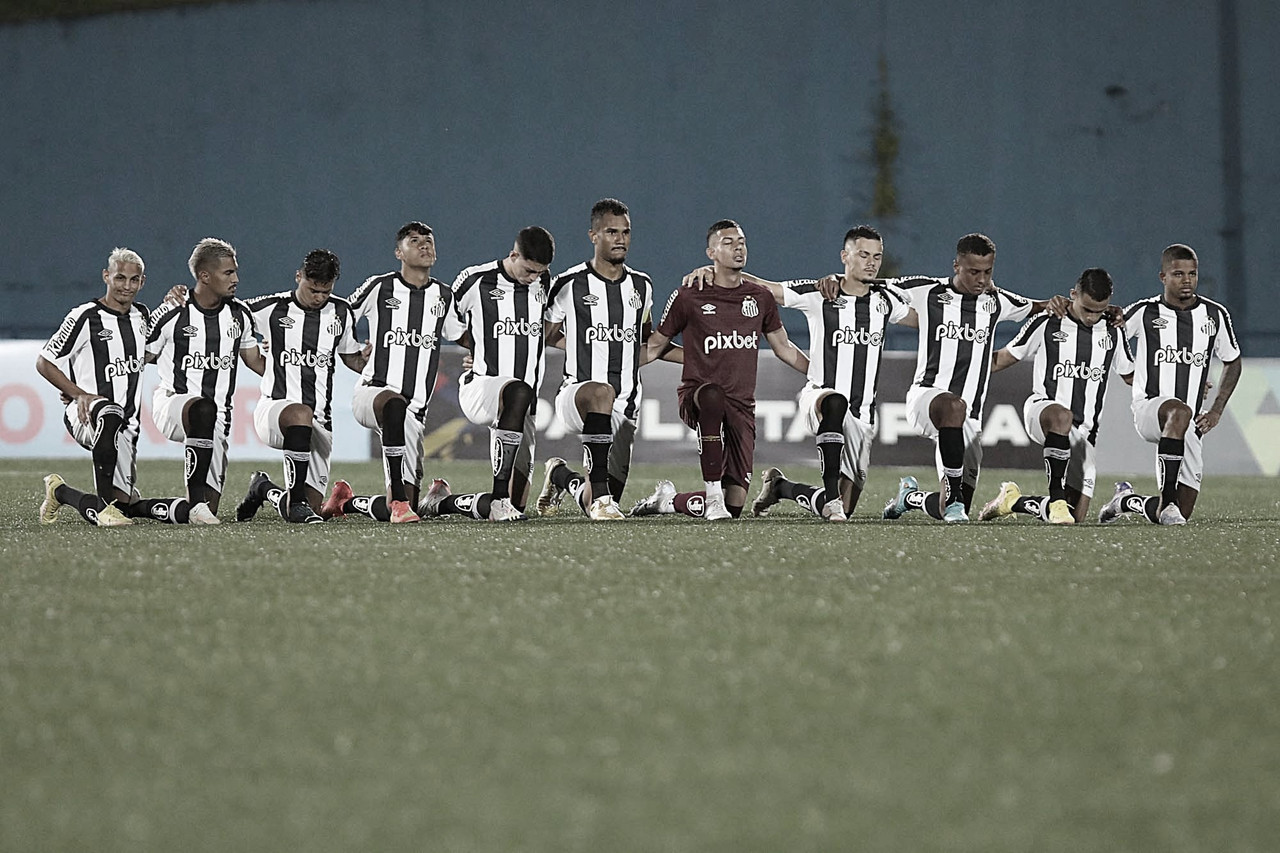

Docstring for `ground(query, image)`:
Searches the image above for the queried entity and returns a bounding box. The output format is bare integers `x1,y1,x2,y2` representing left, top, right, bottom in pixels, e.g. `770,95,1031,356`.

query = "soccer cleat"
882,475,919,520
820,498,848,522
188,502,221,525
536,457,568,515
704,492,733,521
285,501,325,524
1097,481,1134,525
389,500,420,524
630,480,676,517
417,478,451,518
235,470,272,522
488,497,528,522
1047,499,1075,525
40,473,66,524
751,467,785,517
96,501,133,527
587,494,627,520
977,481,1022,521
320,479,353,519
1158,503,1187,526
942,501,969,523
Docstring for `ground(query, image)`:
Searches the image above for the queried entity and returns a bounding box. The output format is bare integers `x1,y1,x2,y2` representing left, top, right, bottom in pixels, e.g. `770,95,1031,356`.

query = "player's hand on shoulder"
1045,294,1069,317
682,266,714,291
164,285,189,308
1105,305,1125,327
817,275,842,301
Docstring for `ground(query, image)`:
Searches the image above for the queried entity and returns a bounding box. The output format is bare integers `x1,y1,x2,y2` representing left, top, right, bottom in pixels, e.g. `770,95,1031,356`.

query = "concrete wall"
3,0,1278,353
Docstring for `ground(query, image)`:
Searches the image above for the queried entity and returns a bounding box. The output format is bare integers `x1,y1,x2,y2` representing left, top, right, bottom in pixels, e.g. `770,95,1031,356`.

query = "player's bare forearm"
991,349,1018,373
544,322,566,351
641,332,673,366
1197,358,1243,433
241,345,267,376
766,329,808,375
658,342,684,364
341,350,368,374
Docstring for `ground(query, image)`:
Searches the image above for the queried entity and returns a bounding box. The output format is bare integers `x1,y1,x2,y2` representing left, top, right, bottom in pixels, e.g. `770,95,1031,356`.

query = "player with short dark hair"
145,237,265,523
324,222,464,524
234,248,368,524
879,233,1070,523
634,220,809,521
1096,244,1242,525
978,267,1134,525
418,226,554,523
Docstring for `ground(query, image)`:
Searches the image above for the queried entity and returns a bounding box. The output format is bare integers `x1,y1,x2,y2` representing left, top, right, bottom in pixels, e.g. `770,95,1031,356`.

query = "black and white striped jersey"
452,260,549,391
347,272,464,419
781,280,911,425
1006,311,1135,444
41,299,150,428
545,262,653,420
894,277,1035,419
1124,295,1241,413
245,291,363,429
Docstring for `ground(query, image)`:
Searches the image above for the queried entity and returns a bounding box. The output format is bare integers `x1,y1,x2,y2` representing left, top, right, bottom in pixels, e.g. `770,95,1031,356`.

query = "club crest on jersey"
430,299,447,317
582,294,600,306
383,297,402,310
181,324,200,337
978,294,999,314
875,297,892,314
1051,331,1070,342
1098,334,1115,351
628,291,643,310
96,329,115,341
741,296,759,318
701,303,716,315
277,317,296,329
1151,317,1170,329
488,288,506,300
227,321,243,338
326,319,345,335
1201,318,1218,336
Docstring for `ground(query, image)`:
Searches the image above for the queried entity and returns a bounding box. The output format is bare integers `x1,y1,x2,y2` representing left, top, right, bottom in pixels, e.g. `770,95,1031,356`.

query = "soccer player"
146,238,264,523
534,198,671,521
977,268,1134,525
635,219,809,521
1096,244,1242,525
881,233,1067,523
36,248,208,527
419,226,554,523
326,221,464,524
732,225,917,522
233,249,367,524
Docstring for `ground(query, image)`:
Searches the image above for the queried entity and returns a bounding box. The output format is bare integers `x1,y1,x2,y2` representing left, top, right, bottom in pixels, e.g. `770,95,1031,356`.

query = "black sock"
920,491,945,520
440,493,493,519
185,400,217,504
380,397,409,502
792,485,826,516
582,412,613,495
344,494,391,522
1043,432,1071,502
126,497,190,524
91,408,125,501
1123,494,1162,523
1013,496,1047,519
56,483,105,524
937,427,965,506
490,429,522,499
282,425,312,505
816,394,847,505
1157,437,1184,507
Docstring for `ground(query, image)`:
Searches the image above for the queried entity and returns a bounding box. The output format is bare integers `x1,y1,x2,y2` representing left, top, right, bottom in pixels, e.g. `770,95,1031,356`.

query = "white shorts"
64,399,140,498
554,380,638,484
253,397,334,494
905,384,983,487
1132,395,1203,488
151,389,230,494
458,373,522,427
1023,397,1097,498
797,384,875,487
352,382,427,492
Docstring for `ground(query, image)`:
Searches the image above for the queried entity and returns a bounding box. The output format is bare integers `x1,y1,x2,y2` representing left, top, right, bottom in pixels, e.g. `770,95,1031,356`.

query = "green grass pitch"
2,458,1278,852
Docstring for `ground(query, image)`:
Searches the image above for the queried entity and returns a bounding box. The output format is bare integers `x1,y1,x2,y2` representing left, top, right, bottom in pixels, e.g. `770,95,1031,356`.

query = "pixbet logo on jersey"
105,355,146,378
382,328,438,349
1154,346,1209,366
180,352,236,370
831,327,884,347
1051,360,1106,382
280,349,334,369
934,321,989,344
585,324,638,343
702,330,759,354
492,318,541,337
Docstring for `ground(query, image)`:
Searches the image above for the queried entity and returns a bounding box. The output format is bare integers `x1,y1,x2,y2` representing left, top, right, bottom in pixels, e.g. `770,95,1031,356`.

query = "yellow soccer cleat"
96,501,133,527
1047,499,1075,525
40,474,66,524
978,481,1022,521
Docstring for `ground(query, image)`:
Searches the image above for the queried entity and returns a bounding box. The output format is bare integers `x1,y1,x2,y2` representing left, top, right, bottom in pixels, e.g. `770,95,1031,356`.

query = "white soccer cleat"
418,478,451,518
1097,481,1134,525
977,480,1021,521
1158,503,1187,526
630,480,676,517
882,475,919,520
488,497,528,522
587,495,627,520
188,501,221,525
942,501,969,523
751,467,785,517
96,501,133,527
40,473,66,524
820,497,848,522
536,457,568,516
704,492,733,521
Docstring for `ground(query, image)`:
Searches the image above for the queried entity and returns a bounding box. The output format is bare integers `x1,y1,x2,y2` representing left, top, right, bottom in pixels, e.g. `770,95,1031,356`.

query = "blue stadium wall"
2,0,1278,357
